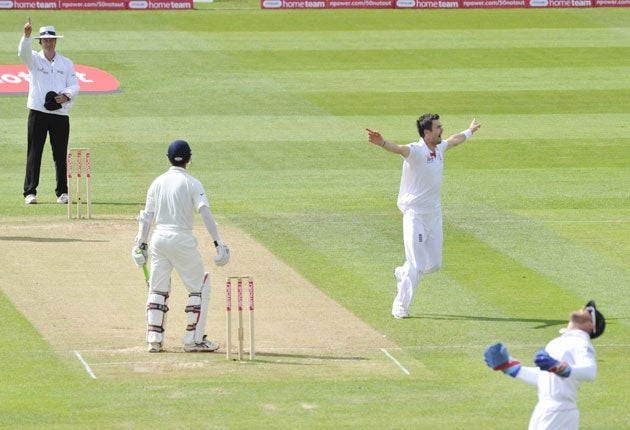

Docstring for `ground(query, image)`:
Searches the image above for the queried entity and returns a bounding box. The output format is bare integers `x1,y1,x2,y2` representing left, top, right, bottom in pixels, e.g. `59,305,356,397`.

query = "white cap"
34,26,64,39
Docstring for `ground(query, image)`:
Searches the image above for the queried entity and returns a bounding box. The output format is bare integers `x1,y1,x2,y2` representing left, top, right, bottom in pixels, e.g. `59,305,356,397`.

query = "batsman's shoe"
147,342,163,353
57,193,68,204
25,194,37,204
184,339,219,353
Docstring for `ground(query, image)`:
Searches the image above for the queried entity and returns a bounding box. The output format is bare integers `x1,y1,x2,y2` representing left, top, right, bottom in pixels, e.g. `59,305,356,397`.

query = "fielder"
484,301,606,430
132,140,230,353
366,114,481,318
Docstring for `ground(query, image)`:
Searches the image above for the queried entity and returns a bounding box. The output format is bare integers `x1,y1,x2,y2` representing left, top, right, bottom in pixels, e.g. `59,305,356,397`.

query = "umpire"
18,17,80,205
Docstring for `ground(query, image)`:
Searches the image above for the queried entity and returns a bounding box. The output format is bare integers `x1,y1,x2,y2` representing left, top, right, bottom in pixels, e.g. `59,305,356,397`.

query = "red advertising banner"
262,0,393,7
2,0,59,8
593,0,630,4
0,64,120,94
59,0,126,9
127,0,193,9
0,0,192,8
262,0,628,6
0,0,625,10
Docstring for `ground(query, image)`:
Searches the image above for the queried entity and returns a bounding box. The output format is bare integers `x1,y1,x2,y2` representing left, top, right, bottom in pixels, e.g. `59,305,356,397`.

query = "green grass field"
1,5,628,429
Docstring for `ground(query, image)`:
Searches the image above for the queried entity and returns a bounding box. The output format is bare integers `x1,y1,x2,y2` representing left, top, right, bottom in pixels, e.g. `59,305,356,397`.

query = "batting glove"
484,343,522,378
534,349,571,377
214,240,230,267
132,243,148,268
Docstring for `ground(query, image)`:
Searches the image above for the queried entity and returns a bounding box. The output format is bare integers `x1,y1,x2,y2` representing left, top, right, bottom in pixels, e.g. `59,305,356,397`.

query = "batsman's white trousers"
147,229,207,342
393,208,443,316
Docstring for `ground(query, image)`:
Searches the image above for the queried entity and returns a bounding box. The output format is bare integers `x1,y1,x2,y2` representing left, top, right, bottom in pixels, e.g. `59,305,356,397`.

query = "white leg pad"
183,272,211,345
146,291,169,343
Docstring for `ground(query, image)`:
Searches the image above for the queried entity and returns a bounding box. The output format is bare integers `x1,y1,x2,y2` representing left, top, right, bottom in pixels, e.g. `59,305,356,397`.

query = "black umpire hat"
585,300,605,339
44,91,62,111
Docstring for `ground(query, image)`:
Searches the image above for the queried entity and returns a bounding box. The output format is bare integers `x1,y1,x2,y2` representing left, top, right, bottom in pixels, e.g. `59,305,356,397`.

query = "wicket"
225,276,255,361
67,148,92,219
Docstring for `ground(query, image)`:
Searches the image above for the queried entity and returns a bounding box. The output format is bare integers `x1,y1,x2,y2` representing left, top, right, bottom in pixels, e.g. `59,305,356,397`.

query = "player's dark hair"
416,113,440,138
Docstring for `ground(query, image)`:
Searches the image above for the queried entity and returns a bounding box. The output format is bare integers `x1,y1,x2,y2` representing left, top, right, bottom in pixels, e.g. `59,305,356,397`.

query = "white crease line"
74,351,97,379
380,348,410,376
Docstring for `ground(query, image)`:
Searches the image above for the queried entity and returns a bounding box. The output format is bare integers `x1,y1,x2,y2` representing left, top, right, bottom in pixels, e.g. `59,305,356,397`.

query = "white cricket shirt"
397,139,448,214
145,167,210,232
537,330,597,409
18,36,80,115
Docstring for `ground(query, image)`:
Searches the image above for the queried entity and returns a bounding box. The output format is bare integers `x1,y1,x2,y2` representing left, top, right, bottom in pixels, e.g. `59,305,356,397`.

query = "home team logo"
0,64,120,94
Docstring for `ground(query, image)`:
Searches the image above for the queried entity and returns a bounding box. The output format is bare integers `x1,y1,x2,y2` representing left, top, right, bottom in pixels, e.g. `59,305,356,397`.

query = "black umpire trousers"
24,109,70,198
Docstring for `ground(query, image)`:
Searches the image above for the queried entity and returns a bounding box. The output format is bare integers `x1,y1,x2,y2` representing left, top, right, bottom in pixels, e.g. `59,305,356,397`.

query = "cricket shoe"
57,193,68,204
147,342,163,353
393,312,410,319
25,194,37,204
392,307,410,319
184,336,219,353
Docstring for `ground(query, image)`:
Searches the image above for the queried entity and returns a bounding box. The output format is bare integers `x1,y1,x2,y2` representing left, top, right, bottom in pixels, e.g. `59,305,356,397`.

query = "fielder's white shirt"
145,167,210,232
18,36,80,116
537,330,596,408
517,330,597,419
397,139,448,214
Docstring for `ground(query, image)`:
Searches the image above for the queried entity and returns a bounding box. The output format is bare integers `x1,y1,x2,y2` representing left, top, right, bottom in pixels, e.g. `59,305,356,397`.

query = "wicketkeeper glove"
132,243,148,268
214,240,230,267
534,349,571,378
484,342,522,378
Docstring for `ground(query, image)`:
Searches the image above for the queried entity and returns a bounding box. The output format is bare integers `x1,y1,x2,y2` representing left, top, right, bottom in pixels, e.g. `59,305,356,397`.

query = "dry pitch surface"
1,218,419,379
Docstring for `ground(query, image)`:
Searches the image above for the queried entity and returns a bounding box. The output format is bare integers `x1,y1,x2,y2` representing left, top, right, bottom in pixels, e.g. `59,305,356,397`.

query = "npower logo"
128,0,148,7
0,0,14,7
396,0,416,6
0,64,120,94
262,0,282,6
529,0,548,5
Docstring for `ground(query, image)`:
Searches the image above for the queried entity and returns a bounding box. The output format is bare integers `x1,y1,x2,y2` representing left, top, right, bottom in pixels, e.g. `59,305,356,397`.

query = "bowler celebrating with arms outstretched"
366,114,481,319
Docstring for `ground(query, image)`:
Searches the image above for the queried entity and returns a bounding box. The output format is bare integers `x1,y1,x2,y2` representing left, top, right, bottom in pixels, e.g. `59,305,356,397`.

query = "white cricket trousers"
393,208,443,317
150,229,206,294
146,229,207,343
528,403,579,430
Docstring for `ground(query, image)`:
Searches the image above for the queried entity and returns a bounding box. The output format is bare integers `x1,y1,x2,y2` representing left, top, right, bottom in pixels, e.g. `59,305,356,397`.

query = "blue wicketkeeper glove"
484,343,522,378
534,349,571,377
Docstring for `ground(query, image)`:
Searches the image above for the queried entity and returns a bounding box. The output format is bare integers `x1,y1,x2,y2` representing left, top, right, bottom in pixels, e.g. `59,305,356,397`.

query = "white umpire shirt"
18,36,80,116
397,138,449,214
145,167,210,232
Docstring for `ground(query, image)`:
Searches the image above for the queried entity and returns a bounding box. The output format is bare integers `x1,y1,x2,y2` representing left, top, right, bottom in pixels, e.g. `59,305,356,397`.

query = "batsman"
132,139,230,353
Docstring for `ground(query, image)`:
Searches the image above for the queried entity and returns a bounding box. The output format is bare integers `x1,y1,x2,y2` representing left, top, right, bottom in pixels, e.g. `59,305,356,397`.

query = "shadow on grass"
415,313,567,329
88,202,145,206
0,236,107,243
23,201,144,206
153,351,371,362
254,352,370,362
